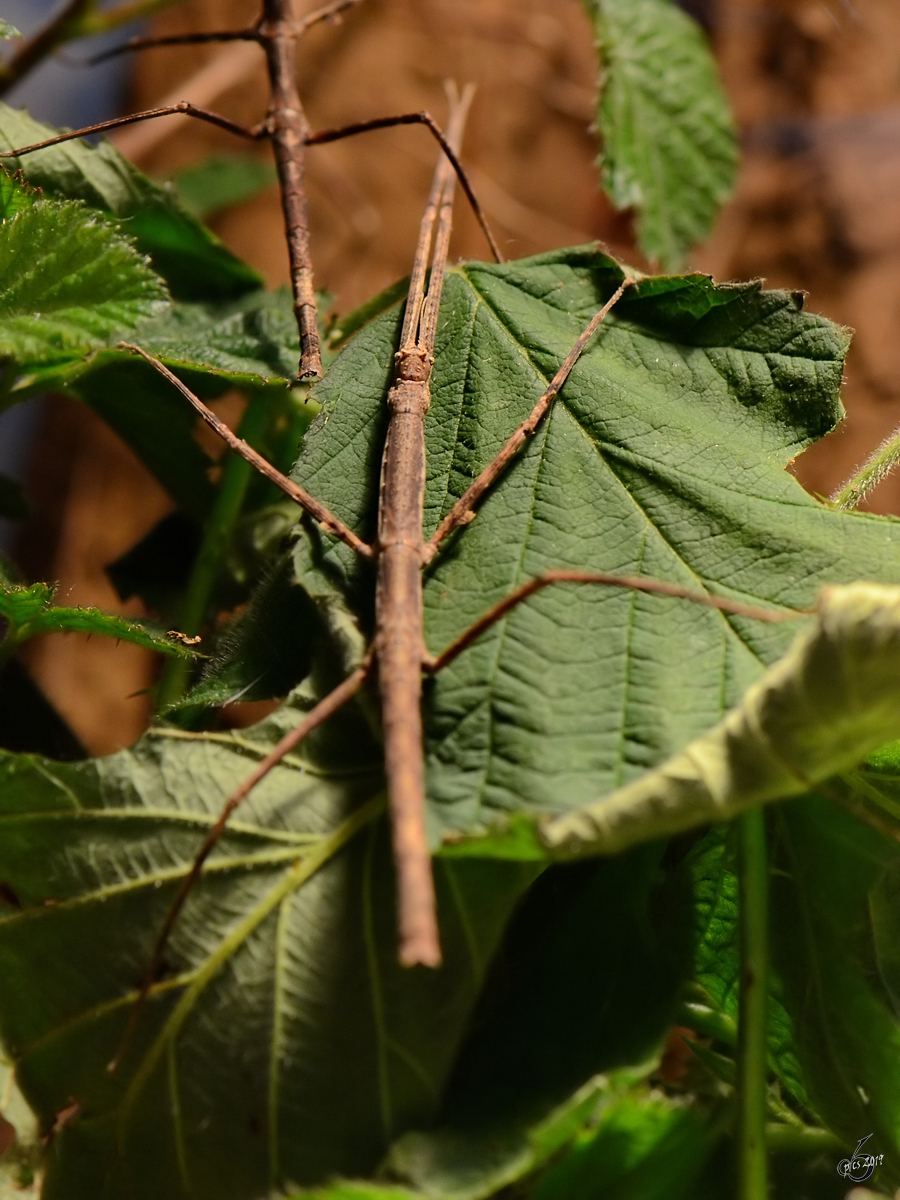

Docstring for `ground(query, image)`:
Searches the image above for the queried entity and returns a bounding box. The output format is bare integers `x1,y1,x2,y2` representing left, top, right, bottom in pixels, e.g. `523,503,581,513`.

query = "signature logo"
837,1134,885,1182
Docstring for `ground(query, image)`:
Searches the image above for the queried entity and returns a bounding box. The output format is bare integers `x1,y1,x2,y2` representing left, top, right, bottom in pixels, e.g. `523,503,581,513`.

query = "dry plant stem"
118,344,373,560
110,657,372,1074
424,278,633,560
376,86,473,969
428,571,799,674
830,420,900,510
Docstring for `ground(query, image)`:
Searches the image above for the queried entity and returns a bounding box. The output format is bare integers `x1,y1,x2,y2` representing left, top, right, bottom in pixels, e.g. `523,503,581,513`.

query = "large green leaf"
0,104,261,302
0,196,166,366
0,632,538,1199
582,0,738,268
288,246,900,853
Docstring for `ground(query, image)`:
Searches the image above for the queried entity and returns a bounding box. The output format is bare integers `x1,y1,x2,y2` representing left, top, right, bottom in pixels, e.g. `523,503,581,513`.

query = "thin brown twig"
427,570,803,674
118,344,374,560
423,279,634,560
109,656,372,1074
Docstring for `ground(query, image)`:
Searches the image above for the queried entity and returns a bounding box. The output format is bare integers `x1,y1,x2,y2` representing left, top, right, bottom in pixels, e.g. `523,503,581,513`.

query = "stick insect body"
1,3,793,981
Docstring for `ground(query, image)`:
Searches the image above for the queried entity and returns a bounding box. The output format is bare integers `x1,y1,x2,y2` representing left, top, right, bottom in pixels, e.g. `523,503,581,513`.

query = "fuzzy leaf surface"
290,246,900,853
583,0,737,268
0,199,166,365
0,581,189,657
0,664,537,1199
0,104,261,301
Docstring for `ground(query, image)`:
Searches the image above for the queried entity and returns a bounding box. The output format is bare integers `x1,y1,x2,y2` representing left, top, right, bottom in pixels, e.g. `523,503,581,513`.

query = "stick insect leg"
423,279,634,563
118,344,374,561
109,656,373,1072
426,571,801,675
0,103,269,162
307,111,503,264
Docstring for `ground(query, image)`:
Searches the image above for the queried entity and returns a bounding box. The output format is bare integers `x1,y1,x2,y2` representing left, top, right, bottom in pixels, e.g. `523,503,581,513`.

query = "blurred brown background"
13,0,900,753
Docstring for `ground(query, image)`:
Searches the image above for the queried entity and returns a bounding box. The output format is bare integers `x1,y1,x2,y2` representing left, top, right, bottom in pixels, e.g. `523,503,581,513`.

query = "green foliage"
0,580,192,660
0,10,896,1200
583,0,738,268
0,21,20,40
0,105,261,302
0,196,167,368
173,154,278,220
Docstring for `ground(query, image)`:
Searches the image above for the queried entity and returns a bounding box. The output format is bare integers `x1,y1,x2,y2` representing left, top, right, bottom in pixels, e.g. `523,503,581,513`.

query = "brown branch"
109,657,372,1073
0,103,269,161
424,279,633,561
428,570,803,674
118,344,374,561
308,110,502,263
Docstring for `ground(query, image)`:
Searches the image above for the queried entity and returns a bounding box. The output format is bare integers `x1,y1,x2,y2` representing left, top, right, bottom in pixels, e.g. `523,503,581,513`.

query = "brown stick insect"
0,3,788,980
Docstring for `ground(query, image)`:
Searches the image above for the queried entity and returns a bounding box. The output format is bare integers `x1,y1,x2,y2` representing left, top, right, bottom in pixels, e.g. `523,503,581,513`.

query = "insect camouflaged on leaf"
1,1,793,980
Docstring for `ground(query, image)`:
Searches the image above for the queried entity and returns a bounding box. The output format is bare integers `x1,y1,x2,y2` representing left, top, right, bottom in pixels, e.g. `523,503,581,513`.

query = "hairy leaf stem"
156,392,272,712
736,808,769,1200
831,420,900,510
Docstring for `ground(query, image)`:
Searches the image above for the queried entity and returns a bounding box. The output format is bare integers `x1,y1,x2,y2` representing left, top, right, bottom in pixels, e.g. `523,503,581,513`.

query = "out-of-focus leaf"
528,1083,723,1200
0,21,20,40
685,827,807,1110
0,580,192,657
582,0,737,268
0,104,261,301
770,795,900,1190
386,1073,639,1200
173,154,277,220
542,583,900,859
0,168,36,219
0,198,166,366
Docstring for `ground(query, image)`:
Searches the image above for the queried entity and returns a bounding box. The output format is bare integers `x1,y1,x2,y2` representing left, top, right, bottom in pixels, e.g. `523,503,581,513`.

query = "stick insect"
1,2,789,977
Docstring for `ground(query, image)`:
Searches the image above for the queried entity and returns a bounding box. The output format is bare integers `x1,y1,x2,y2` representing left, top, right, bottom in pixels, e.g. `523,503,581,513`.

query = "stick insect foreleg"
423,278,634,563
118,344,374,561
